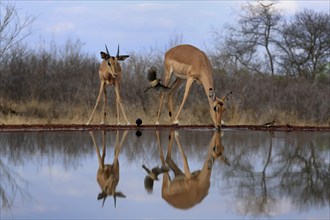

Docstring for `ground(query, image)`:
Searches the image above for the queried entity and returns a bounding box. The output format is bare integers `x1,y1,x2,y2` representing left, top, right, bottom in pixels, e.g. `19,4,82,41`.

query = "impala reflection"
155,130,230,209
90,130,128,208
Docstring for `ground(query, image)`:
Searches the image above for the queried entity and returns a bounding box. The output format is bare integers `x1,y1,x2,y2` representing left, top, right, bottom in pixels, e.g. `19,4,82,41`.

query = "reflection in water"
0,130,329,219
223,131,330,217
90,130,128,208
154,130,230,209
232,131,277,216
142,164,168,194
0,159,30,212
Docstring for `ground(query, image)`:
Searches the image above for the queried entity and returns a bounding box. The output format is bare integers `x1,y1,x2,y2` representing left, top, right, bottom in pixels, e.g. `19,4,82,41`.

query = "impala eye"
107,61,111,66
213,106,217,112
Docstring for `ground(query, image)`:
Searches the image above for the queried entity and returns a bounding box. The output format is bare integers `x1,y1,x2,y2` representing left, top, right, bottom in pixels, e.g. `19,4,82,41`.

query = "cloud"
47,22,74,34
44,5,88,35
131,2,176,12
53,6,88,14
277,1,299,14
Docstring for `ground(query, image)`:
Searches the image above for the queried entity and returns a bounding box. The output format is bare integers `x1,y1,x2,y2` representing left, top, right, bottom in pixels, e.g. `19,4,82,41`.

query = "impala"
157,130,230,209
87,45,130,125
154,44,231,129
90,130,128,207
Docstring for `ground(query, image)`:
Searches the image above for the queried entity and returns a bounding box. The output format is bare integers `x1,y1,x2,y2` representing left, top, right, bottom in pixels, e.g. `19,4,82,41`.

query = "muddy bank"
0,124,329,132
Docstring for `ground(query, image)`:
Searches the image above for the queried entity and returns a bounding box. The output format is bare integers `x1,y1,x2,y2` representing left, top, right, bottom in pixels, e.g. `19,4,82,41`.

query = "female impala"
155,44,230,129
156,130,230,209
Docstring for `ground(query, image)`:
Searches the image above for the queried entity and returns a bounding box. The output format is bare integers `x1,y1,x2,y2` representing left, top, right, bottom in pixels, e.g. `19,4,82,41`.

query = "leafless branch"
0,2,37,57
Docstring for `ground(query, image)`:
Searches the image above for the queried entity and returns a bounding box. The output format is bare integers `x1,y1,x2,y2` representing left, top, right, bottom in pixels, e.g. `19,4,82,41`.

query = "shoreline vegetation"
0,43,329,127
0,124,329,133
1,4,329,127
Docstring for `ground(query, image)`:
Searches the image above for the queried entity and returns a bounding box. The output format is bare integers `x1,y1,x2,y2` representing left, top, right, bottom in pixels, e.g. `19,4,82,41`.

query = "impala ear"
113,191,126,208
117,55,129,61
100,52,110,60
115,191,126,198
209,88,216,102
97,191,106,200
221,91,232,102
220,156,230,166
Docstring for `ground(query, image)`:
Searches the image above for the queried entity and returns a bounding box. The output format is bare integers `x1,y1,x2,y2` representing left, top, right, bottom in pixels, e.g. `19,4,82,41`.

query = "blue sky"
9,0,330,55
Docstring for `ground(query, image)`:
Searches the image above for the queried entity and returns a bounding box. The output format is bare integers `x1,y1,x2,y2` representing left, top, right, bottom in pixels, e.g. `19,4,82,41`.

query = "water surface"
1,129,329,219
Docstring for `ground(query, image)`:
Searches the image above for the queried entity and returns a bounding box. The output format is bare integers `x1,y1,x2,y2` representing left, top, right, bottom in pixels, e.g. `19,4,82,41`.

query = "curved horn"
116,44,120,58
105,44,110,56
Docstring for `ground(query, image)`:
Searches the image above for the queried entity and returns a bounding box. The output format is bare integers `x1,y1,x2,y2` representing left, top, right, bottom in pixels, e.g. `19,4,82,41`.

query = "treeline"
212,3,330,80
0,2,329,125
0,39,329,125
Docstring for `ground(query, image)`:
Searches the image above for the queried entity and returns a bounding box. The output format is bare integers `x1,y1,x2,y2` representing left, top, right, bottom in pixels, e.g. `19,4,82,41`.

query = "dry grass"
1,98,328,126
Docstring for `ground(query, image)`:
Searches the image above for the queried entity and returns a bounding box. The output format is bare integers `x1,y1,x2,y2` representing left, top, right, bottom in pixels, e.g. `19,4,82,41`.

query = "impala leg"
116,130,128,155
156,93,165,125
113,130,128,170
166,130,174,159
101,86,107,125
90,131,104,168
156,130,165,165
101,130,106,162
115,84,130,125
165,130,183,176
157,65,173,125
87,83,105,125
167,78,183,123
116,95,120,125
119,101,130,125
174,131,192,179
167,93,173,121
173,77,194,125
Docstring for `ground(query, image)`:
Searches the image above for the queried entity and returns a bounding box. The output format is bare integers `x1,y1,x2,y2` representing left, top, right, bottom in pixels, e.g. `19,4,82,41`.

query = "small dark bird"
262,120,275,127
136,118,142,126
144,66,170,93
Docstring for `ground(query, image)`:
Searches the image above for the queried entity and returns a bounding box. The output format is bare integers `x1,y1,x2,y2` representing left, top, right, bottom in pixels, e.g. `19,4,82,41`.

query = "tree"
0,2,36,57
213,1,281,76
276,9,330,79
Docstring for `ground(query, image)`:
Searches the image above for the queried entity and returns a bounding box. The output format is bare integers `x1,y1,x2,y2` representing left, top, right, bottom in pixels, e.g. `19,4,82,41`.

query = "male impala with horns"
87,44,130,125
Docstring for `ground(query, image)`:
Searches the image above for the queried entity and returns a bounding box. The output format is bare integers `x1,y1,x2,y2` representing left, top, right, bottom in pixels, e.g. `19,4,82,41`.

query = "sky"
6,0,330,55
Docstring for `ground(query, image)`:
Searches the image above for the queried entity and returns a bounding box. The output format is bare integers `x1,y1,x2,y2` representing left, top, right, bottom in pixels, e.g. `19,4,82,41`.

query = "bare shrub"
1,38,329,126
